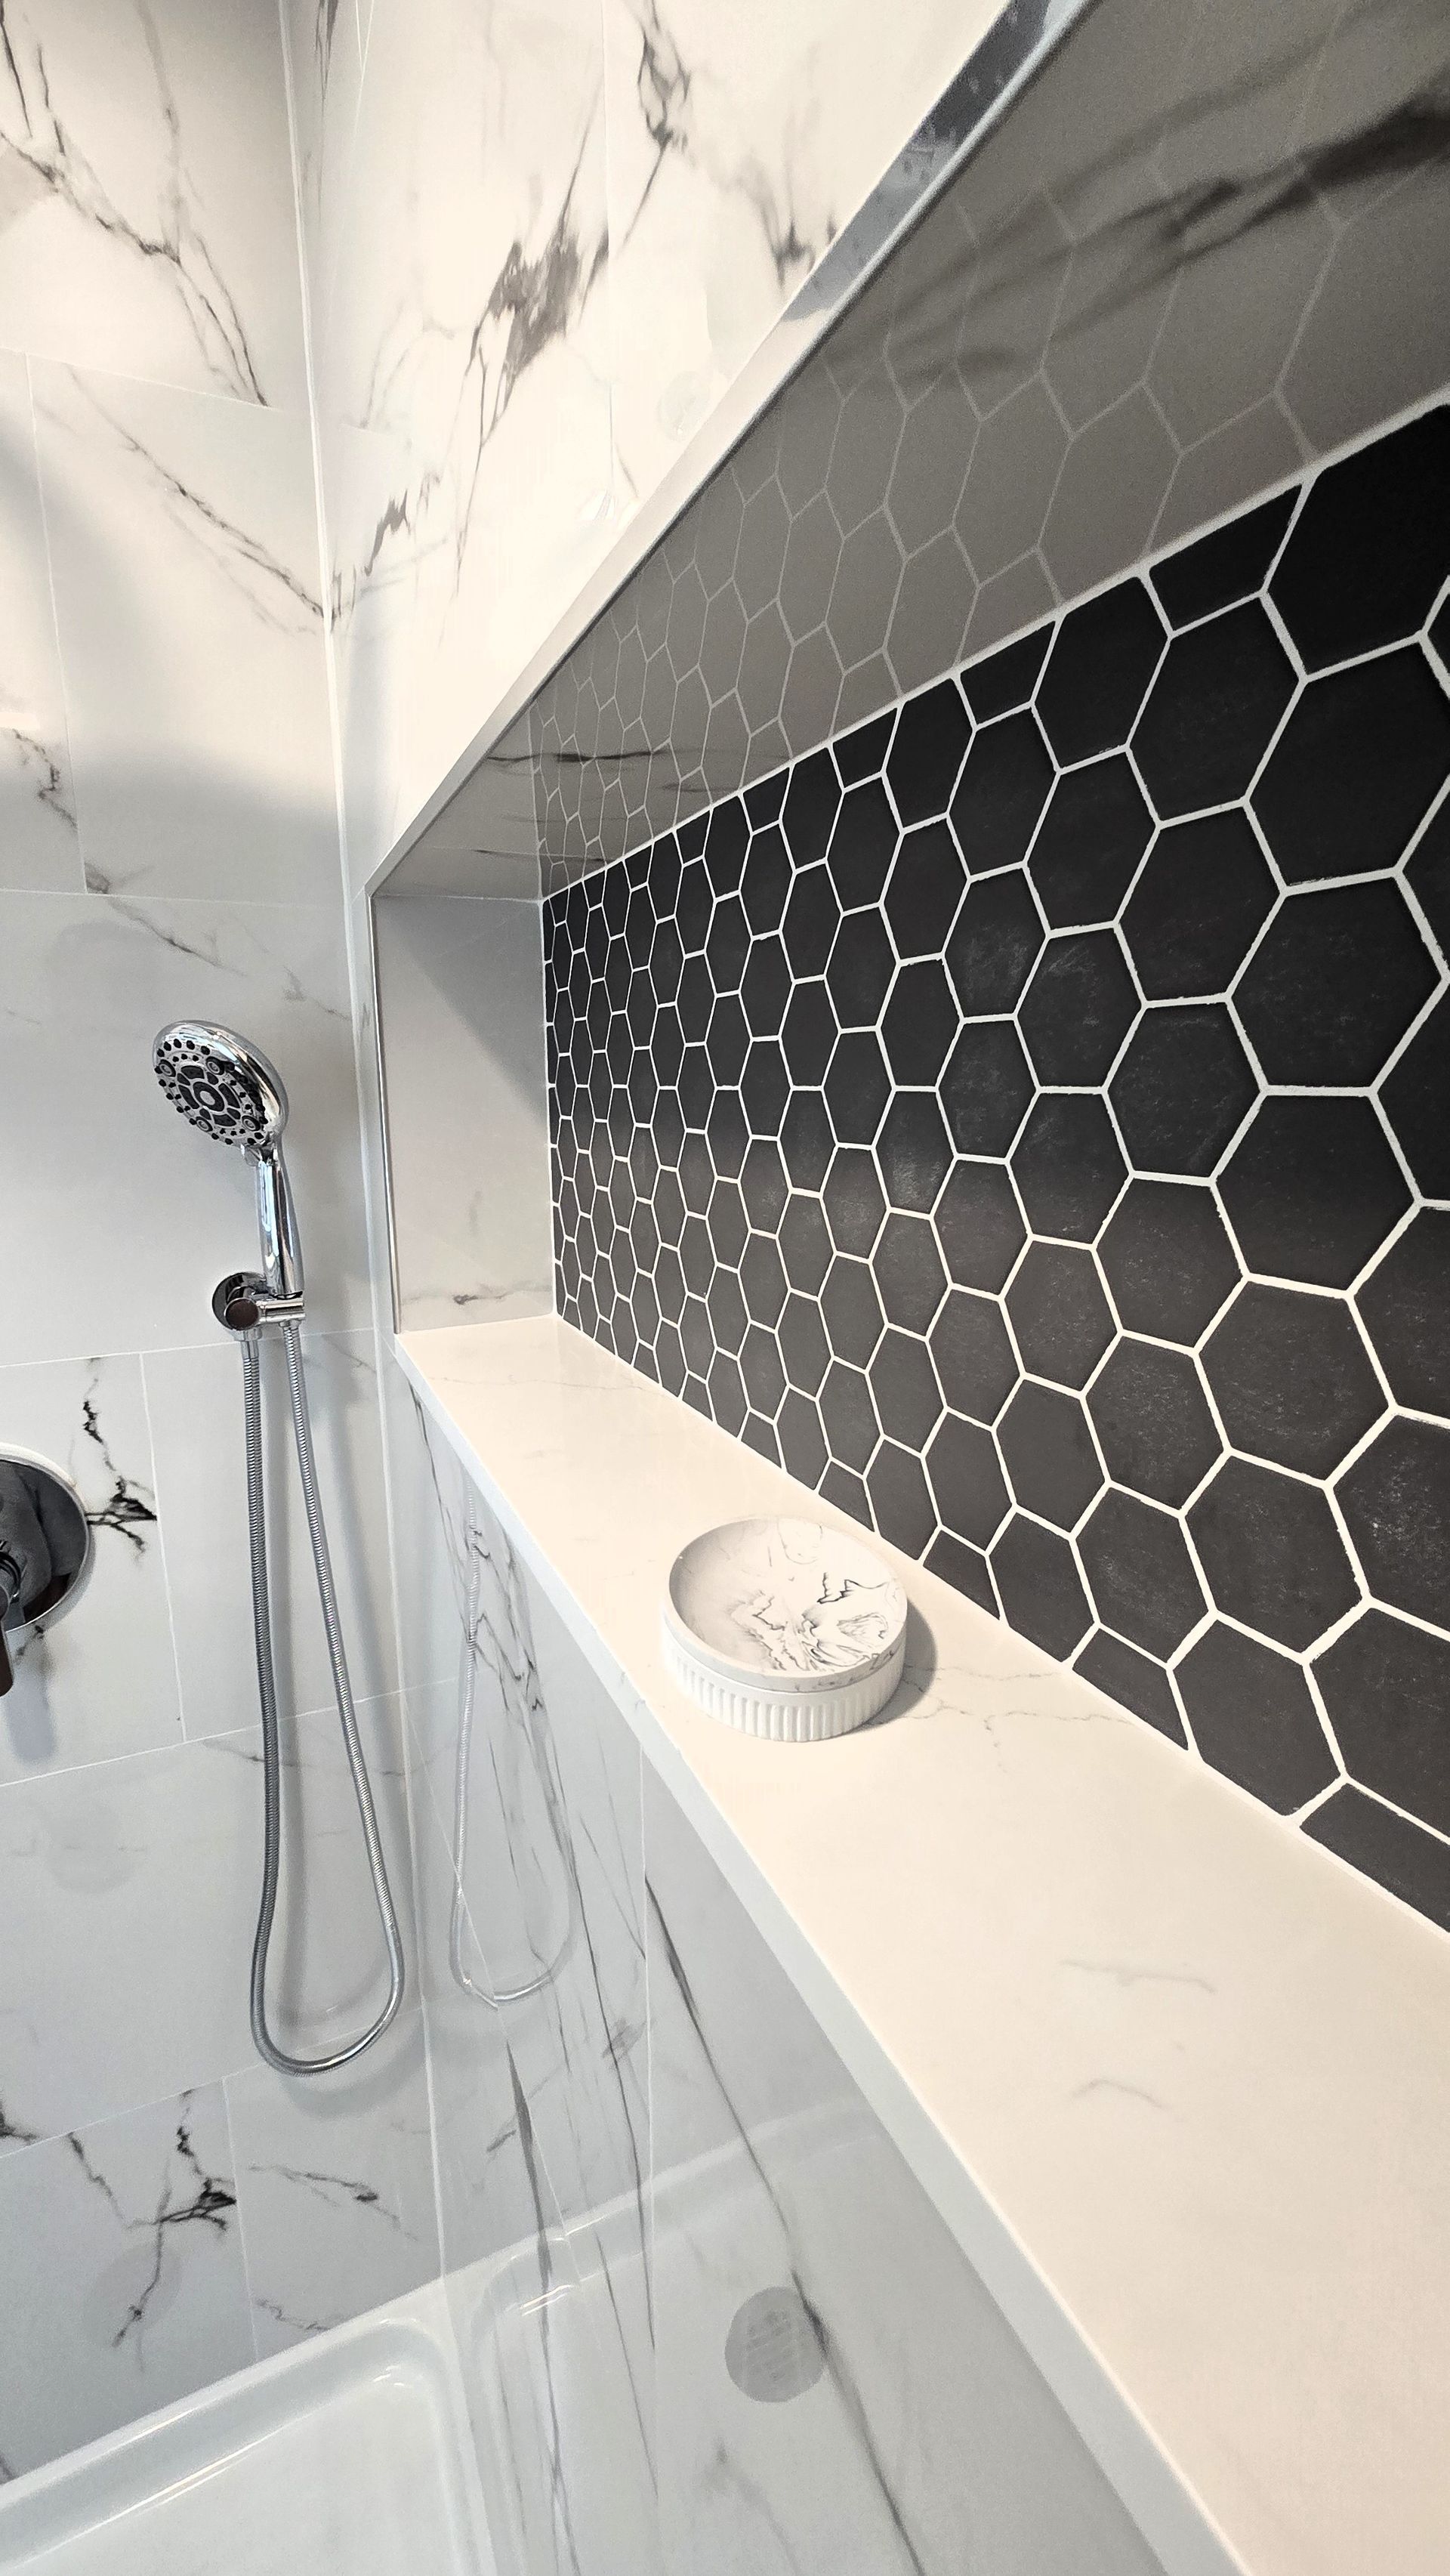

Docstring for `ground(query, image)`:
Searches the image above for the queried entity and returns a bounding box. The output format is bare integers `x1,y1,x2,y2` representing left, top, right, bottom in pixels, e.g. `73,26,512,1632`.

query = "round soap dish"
662,1517,907,1741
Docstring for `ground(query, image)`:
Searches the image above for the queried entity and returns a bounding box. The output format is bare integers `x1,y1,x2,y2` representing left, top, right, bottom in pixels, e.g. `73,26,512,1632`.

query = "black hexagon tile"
544,398,1450,1935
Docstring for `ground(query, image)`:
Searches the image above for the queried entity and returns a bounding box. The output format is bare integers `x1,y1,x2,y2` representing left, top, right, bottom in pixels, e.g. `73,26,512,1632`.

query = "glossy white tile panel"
0,2084,253,2477
225,2008,438,2359
603,0,1001,509
645,1771,1165,2576
0,1351,180,1784
318,0,615,878
0,1699,412,2152
283,0,370,394
0,0,306,406
373,894,552,1331
32,363,335,903
0,890,369,1362
380,1355,470,1698
404,1472,655,2468
0,351,79,891
143,1330,396,1740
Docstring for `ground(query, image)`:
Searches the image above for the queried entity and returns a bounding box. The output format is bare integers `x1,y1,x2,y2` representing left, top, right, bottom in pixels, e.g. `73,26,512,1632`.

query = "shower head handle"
255,1142,304,1306
152,1021,304,1312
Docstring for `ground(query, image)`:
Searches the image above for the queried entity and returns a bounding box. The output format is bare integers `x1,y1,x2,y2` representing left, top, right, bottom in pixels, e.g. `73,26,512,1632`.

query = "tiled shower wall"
393,1396,1170,2576
545,399,1450,1936
0,0,434,2476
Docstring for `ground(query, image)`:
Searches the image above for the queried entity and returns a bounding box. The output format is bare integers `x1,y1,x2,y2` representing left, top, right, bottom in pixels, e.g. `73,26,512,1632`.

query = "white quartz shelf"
396,1317,1450,2576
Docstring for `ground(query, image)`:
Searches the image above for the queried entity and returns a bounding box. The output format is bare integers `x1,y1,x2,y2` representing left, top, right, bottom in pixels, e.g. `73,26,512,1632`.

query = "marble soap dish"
662,1516,907,1740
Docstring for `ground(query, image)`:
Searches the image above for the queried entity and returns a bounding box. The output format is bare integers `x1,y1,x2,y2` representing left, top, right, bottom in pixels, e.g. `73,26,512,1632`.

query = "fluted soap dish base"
662,1517,908,1740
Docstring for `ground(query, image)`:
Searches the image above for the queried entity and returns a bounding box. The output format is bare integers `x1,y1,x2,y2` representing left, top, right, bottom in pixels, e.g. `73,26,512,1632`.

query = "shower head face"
152,1023,289,1156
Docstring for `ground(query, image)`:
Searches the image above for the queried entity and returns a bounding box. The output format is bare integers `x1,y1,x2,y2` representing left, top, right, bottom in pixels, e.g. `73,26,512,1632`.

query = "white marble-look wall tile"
0,890,369,1364
0,351,79,891
0,2082,253,2478
143,1330,396,1739
644,1771,1166,2576
0,1352,180,1784
372,894,553,1330
0,1698,412,2153
603,0,1001,509
0,0,306,406
316,0,616,882
32,363,335,903
224,2008,438,2358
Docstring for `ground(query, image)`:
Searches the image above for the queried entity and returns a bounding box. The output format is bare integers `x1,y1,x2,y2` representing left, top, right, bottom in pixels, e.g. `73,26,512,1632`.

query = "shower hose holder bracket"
212,1271,307,1335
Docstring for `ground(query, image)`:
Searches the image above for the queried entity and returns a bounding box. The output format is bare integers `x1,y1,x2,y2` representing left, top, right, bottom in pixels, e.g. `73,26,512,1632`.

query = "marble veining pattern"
0,349,79,892
0,0,307,405
0,2083,253,2479
32,361,336,903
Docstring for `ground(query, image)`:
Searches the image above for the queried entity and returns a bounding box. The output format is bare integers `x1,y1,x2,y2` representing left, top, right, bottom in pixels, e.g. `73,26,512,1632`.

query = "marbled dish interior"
666,1516,905,1686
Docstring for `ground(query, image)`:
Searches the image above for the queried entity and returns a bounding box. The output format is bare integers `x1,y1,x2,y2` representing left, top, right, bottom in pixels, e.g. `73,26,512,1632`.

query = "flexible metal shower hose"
240,1324,405,2075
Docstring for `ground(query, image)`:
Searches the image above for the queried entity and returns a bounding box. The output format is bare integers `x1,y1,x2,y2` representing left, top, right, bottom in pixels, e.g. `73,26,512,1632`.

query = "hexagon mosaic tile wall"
545,399,1450,1935
518,0,1450,895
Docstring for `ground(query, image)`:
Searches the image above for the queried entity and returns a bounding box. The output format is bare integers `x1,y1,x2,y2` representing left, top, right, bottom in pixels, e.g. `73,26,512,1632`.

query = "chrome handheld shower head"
152,1021,288,1154
152,1022,304,1310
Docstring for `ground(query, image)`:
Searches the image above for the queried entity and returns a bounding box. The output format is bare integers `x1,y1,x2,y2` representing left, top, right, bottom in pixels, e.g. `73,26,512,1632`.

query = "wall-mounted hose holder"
0,1450,94,1697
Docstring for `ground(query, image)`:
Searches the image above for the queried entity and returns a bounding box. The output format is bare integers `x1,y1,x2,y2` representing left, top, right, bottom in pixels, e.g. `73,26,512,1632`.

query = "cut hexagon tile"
936,1159,1026,1292
1313,1609,1450,1836
833,709,895,787
1109,1005,1259,1178
924,1530,999,1617
1270,406,1450,669
998,1382,1103,1529
1356,1210,1450,1418
887,678,972,823
1133,602,1296,820
989,1515,1092,1660
949,712,1055,876
780,749,840,869
1337,1417,1450,1629
1189,1455,1359,1652
1088,1340,1222,1507
1253,650,1450,884
1035,578,1165,764
1303,1789,1450,1938
926,1413,1010,1551
1006,1241,1114,1388
1121,811,1276,1001
960,623,1050,723
1011,1094,1126,1242
1027,756,1154,929
778,1388,828,1487
1075,1629,1185,1741
1236,882,1438,1088
946,870,1046,1017
1221,1094,1412,1291
1150,490,1297,629
1020,931,1137,1086
1203,1284,1385,1478
930,1288,1019,1425
1079,1488,1207,1659
1175,1625,1337,1813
